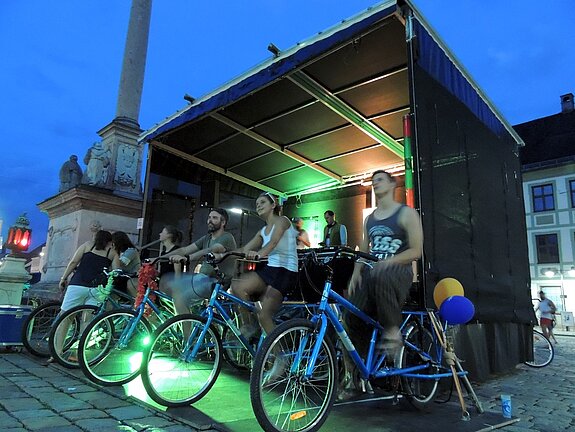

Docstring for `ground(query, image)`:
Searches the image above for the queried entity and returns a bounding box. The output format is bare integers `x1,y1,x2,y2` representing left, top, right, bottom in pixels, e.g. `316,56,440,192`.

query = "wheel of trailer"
141,314,223,407
250,318,337,432
79,309,152,386
48,304,100,368
21,301,61,357
524,328,554,368
399,323,441,409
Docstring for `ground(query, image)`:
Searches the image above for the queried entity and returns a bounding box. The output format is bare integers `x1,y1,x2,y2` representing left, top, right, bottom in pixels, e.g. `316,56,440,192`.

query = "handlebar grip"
355,250,379,262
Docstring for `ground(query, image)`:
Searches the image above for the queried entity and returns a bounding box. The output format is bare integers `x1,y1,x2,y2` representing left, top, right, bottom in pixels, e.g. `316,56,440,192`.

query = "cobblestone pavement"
0,353,211,432
1,333,573,431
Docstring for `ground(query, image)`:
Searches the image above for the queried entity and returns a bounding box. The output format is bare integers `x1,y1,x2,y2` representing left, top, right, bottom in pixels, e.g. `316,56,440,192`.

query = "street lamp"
5,213,32,253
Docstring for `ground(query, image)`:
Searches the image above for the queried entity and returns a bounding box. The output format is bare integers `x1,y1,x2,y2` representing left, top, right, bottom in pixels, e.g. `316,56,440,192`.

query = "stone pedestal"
0,256,32,305
37,185,143,284
97,119,143,197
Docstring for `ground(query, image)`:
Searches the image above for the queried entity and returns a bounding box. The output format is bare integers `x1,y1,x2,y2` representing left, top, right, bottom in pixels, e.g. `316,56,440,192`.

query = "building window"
535,234,559,264
570,180,575,208
532,184,554,212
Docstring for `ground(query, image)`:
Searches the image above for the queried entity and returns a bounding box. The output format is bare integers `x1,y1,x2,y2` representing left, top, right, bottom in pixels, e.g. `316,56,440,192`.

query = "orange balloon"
433,278,464,308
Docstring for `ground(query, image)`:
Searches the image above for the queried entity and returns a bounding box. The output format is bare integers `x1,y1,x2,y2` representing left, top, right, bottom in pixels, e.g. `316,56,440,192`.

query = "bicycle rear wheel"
399,323,441,409
48,305,100,368
250,318,337,432
79,309,151,386
21,301,61,357
141,314,222,407
524,328,554,368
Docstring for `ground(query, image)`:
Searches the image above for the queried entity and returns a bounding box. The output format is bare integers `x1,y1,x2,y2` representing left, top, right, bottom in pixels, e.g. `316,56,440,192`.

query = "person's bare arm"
299,230,311,247
348,218,370,296
385,207,423,266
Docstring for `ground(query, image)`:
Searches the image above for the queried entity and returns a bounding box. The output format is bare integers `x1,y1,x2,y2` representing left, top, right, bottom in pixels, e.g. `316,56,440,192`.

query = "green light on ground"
143,335,151,346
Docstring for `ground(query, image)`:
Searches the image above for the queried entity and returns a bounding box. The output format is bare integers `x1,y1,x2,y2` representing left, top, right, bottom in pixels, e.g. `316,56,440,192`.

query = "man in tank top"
347,170,423,355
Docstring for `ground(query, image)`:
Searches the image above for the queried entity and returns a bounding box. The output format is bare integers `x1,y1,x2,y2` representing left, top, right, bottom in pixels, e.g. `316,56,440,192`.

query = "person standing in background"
321,210,347,247
293,217,311,249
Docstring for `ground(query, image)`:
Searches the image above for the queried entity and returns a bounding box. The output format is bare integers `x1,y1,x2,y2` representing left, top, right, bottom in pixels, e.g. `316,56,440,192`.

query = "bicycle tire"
141,314,223,407
79,309,152,386
524,328,554,368
21,301,61,357
250,318,337,432
399,323,441,409
48,304,100,368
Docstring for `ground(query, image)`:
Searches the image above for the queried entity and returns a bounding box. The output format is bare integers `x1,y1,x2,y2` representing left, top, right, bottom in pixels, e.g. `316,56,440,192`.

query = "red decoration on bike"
134,263,159,317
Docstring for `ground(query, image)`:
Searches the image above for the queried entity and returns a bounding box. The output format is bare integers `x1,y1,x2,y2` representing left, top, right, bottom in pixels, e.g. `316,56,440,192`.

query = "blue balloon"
439,295,475,325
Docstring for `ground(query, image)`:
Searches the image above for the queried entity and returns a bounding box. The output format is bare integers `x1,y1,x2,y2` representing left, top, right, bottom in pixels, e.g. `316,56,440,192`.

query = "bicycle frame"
182,282,259,361
297,275,466,383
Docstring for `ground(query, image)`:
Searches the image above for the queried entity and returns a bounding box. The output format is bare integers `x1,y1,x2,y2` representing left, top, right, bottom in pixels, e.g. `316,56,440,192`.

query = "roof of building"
516,109,575,167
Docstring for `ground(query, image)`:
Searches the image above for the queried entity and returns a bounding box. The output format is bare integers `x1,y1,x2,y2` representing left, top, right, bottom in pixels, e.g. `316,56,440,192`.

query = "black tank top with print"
365,205,408,260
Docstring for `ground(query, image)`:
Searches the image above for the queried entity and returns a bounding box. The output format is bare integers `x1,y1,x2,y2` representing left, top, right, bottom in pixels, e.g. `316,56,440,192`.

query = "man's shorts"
540,317,553,328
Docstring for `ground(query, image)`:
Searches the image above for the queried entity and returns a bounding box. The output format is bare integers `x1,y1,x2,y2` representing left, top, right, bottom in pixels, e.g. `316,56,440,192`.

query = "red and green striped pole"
403,114,415,208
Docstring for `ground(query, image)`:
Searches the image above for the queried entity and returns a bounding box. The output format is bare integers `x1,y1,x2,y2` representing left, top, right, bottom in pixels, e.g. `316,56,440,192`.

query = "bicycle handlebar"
205,251,247,265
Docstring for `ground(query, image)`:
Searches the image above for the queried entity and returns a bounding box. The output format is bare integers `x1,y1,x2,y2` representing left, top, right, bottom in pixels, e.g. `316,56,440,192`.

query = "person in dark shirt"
158,225,183,277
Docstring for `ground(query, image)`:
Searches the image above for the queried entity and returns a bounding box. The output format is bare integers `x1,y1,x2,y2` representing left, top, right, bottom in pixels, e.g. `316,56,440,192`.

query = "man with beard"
162,208,237,315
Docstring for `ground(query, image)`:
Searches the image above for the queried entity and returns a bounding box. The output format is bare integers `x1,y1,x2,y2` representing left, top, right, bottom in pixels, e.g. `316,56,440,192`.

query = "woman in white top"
230,192,298,335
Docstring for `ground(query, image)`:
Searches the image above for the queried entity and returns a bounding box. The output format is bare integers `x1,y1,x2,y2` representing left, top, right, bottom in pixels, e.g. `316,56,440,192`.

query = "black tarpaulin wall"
409,17,535,378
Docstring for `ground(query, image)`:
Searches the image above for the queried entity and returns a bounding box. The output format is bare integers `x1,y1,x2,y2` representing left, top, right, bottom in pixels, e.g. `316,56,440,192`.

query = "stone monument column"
116,0,152,127
101,0,152,197
35,0,153,296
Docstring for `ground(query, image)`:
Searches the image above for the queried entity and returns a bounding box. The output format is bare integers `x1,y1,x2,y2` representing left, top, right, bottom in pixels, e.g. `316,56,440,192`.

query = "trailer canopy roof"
141,0,521,198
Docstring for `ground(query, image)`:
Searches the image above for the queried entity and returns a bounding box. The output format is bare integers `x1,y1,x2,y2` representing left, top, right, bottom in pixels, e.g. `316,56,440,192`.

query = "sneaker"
376,336,403,362
263,354,287,385
240,323,259,341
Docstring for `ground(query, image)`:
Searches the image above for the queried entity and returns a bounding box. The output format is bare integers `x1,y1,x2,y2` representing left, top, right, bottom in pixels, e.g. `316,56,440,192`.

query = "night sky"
1,0,573,249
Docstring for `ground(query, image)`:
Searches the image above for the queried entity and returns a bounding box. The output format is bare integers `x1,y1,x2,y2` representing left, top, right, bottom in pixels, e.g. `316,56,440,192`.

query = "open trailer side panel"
407,13,534,378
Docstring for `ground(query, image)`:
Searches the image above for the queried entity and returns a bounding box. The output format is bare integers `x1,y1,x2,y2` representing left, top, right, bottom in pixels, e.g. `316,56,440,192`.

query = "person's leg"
370,262,413,350
231,272,267,337
258,287,283,336
165,273,215,315
52,286,90,359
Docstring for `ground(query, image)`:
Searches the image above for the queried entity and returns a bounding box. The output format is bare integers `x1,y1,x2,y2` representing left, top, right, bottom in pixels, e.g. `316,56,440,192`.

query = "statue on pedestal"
83,141,111,187
58,155,83,192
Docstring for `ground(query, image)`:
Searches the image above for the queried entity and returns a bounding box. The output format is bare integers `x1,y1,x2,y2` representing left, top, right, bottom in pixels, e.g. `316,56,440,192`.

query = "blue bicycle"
140,252,316,407
249,247,481,432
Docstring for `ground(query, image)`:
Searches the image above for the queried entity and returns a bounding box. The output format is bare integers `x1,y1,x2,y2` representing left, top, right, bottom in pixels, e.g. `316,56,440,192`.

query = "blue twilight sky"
0,0,574,250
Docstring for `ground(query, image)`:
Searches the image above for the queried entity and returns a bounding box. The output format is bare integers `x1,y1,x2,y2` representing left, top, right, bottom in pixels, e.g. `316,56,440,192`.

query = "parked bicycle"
249,247,482,432
524,327,554,368
47,270,134,368
21,300,62,357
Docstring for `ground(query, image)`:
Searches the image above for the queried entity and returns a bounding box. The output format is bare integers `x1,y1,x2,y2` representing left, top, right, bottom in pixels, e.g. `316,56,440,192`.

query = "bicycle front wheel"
399,323,441,409
222,326,251,370
48,305,100,368
79,309,151,386
141,314,222,407
22,301,61,357
524,329,554,368
250,318,337,432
